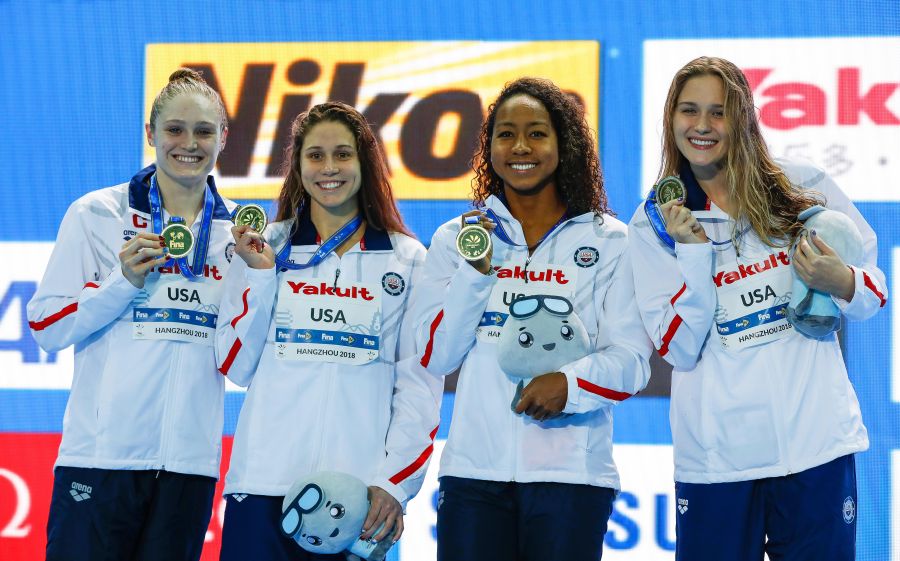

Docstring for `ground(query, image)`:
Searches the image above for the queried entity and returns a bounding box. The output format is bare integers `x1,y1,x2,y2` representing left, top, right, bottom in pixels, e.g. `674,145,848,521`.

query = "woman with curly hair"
629,57,887,560
413,77,652,561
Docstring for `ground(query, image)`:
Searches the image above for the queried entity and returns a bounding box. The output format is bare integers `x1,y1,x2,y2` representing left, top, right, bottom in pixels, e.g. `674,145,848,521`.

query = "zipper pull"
333,268,341,289
523,256,531,284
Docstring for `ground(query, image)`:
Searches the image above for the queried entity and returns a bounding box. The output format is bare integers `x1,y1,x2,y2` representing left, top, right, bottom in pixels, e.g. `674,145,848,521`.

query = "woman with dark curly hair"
413,77,652,561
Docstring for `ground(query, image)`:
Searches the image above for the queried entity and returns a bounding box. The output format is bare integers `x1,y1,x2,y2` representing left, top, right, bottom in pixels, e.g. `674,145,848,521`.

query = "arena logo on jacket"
642,37,900,201
477,262,578,342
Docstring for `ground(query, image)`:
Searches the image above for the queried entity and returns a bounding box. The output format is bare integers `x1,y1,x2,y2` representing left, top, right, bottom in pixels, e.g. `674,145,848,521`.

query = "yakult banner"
145,41,599,201
642,38,900,201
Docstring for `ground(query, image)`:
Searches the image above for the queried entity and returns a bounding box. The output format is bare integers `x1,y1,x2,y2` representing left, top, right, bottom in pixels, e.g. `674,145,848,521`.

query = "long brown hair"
275,102,411,236
472,77,611,217
660,57,821,247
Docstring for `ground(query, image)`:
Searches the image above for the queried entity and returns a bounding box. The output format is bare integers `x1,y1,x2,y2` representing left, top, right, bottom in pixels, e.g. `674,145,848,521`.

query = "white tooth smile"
174,155,201,163
511,163,537,171
690,139,716,147
318,181,342,190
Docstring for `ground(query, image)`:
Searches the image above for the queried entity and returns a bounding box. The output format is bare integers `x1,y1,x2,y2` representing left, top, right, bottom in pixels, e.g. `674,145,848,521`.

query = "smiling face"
300,120,362,221
490,94,560,197
672,74,730,176
145,92,226,191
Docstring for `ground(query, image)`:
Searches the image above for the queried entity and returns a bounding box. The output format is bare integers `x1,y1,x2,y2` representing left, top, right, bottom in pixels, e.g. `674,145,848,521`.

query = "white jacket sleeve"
27,199,140,352
818,174,887,319
627,206,717,371
559,249,653,414
371,244,445,505
214,256,277,387
414,224,497,375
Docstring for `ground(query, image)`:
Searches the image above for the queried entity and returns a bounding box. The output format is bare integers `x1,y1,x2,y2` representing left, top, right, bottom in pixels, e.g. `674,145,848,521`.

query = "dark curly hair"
472,77,610,217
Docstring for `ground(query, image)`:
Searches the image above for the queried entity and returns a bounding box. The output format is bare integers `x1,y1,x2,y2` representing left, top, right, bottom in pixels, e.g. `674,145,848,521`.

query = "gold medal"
456,223,492,261
161,222,194,259
655,176,686,206
233,204,268,233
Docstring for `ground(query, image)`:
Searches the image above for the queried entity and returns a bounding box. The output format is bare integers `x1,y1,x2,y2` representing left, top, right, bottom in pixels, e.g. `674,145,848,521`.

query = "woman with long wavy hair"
215,102,441,561
414,77,651,561
629,56,887,561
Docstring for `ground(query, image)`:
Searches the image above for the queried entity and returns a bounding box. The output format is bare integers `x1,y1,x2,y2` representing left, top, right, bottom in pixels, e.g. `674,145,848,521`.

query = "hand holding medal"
119,232,171,289
457,210,496,274
652,176,708,245
230,204,274,269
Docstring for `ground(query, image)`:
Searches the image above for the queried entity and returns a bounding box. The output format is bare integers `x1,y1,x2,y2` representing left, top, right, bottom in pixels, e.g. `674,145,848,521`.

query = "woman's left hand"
792,231,855,301
514,372,568,421
361,486,404,543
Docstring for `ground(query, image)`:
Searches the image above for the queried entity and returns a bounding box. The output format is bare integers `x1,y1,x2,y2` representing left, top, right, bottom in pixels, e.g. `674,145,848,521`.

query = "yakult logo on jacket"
712,252,790,287
493,265,570,284
287,281,375,301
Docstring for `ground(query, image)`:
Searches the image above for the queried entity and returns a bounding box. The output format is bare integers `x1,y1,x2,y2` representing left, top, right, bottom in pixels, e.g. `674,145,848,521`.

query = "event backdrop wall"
0,1,897,560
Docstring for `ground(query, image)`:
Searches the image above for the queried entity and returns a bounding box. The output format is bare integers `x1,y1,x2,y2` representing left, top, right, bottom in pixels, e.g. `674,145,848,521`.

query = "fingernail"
677,196,684,202
811,229,817,237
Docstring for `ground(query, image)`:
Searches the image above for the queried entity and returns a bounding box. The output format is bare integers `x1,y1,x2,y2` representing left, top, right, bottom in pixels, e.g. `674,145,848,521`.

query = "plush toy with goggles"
497,294,591,410
280,471,395,560
786,205,864,338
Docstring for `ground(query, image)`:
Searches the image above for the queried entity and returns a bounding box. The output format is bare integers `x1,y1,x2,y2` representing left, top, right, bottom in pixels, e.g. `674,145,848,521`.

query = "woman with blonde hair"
629,56,887,560
29,68,236,561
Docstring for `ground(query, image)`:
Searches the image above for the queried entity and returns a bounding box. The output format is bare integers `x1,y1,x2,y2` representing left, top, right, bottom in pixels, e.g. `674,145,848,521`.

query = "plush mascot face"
497,295,591,379
280,471,369,554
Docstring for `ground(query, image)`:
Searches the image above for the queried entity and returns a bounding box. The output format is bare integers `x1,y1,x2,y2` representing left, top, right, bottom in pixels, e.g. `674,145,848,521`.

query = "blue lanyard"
149,174,215,281
275,214,364,270
483,208,568,250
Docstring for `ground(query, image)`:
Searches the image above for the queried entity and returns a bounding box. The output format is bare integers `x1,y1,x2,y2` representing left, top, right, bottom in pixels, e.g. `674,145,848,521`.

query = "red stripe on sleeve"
420,310,444,368
658,315,683,357
576,378,632,402
230,288,251,328
389,426,440,485
218,339,243,376
28,303,78,331
670,283,687,305
862,272,886,307
29,282,103,331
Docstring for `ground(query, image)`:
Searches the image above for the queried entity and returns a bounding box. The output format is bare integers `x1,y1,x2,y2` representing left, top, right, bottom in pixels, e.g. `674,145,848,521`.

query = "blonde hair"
659,56,821,247
148,68,228,132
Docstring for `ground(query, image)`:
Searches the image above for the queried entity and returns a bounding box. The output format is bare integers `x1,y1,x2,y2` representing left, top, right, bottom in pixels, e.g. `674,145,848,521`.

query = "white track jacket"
415,196,652,490
27,165,237,478
216,211,443,505
628,158,887,484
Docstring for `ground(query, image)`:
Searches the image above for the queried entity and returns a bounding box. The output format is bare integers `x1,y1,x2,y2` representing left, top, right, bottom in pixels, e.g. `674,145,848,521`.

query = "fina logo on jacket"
225,242,236,263
382,272,406,296
574,246,599,268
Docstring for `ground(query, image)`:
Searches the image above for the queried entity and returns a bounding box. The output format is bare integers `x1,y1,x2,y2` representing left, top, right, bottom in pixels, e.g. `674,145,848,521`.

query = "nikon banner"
145,41,599,200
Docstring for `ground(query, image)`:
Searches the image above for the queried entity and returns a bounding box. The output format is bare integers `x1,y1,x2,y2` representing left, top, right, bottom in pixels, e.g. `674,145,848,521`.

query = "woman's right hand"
460,210,496,275
661,199,708,244
119,233,170,288
232,225,275,269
